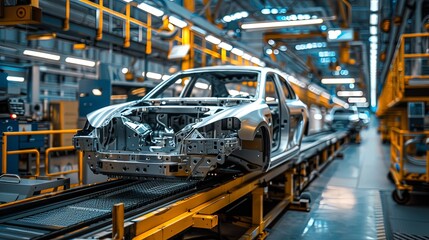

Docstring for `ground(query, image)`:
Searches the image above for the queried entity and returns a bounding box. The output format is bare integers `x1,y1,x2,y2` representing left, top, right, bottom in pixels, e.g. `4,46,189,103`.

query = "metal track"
0,180,198,240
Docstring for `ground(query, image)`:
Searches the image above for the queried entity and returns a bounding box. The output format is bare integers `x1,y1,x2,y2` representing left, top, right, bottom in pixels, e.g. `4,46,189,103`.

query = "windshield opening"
147,70,260,99
333,109,355,115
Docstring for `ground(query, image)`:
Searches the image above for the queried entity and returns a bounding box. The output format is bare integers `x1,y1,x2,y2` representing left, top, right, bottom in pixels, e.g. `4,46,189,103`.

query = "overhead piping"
378,0,414,94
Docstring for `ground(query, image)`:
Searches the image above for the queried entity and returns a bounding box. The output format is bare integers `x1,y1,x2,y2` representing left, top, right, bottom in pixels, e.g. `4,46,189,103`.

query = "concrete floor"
267,120,429,240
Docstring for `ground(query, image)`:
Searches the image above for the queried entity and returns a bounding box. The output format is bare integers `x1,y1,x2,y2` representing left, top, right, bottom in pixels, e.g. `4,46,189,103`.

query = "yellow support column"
96,0,103,40
124,3,131,48
181,0,194,70
63,0,70,30
112,203,125,240
181,26,193,70
252,187,265,237
146,14,152,54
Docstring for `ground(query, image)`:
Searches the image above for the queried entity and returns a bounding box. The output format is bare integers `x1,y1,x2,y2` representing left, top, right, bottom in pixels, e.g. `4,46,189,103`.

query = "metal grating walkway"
15,180,196,228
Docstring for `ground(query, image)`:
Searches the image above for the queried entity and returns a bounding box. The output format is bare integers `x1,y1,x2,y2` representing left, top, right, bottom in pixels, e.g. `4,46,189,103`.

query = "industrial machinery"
74,66,309,179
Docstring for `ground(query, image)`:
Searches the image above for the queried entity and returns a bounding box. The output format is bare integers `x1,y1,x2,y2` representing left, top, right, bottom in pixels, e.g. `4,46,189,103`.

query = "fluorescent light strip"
145,71,162,80
137,2,164,17
308,84,322,95
321,92,331,99
23,50,60,61
162,75,171,81
65,57,96,67
241,18,323,30
370,14,378,25
370,0,379,12
337,90,363,97
242,53,252,60
169,16,187,28
370,26,378,35
286,75,307,88
218,42,233,51
122,0,133,2
321,78,355,84
333,97,349,108
348,97,367,103
205,35,221,45
231,48,244,56
7,76,25,82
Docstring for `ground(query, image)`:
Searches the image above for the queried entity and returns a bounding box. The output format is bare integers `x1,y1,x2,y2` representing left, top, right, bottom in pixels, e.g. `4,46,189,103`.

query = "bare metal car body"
73,66,308,178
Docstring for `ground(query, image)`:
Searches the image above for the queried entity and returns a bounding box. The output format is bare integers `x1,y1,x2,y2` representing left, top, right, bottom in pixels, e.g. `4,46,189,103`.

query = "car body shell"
73,66,308,178
325,106,361,131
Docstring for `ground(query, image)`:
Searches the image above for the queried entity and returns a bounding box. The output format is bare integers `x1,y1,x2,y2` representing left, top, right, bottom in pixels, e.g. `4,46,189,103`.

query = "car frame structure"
325,106,361,131
73,66,308,179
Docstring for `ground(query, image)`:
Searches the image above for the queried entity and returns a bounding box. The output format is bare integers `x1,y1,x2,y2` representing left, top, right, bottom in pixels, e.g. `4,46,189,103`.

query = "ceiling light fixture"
286,75,307,88
162,75,171,81
370,0,379,12
242,53,252,60
169,16,188,28
145,71,162,80
321,92,331,99
6,76,25,82
308,84,322,95
65,57,96,67
337,90,364,97
231,48,244,56
137,2,164,17
23,50,60,61
241,18,324,30
205,35,221,45
321,78,355,84
348,97,367,103
218,42,233,51
370,14,378,25
333,97,349,108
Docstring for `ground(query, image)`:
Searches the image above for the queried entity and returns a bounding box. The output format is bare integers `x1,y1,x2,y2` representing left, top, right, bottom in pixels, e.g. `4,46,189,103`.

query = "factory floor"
267,120,429,240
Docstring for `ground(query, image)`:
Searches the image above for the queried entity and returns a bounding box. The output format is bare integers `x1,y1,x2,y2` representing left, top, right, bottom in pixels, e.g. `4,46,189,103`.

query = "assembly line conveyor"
0,130,350,240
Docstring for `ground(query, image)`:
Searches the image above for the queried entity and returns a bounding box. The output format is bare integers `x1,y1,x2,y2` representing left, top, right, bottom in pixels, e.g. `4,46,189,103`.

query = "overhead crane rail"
0,130,350,239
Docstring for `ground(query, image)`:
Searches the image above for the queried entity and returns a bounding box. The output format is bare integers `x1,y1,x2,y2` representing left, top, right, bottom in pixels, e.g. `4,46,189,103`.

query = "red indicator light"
10,114,17,119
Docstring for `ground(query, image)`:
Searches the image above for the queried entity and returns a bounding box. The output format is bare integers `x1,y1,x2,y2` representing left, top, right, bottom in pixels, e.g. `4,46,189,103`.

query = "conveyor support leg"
112,203,124,240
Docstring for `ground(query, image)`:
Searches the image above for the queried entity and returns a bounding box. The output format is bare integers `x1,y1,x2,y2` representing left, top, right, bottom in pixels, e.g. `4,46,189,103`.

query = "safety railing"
377,33,429,117
1,129,83,185
390,128,429,192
